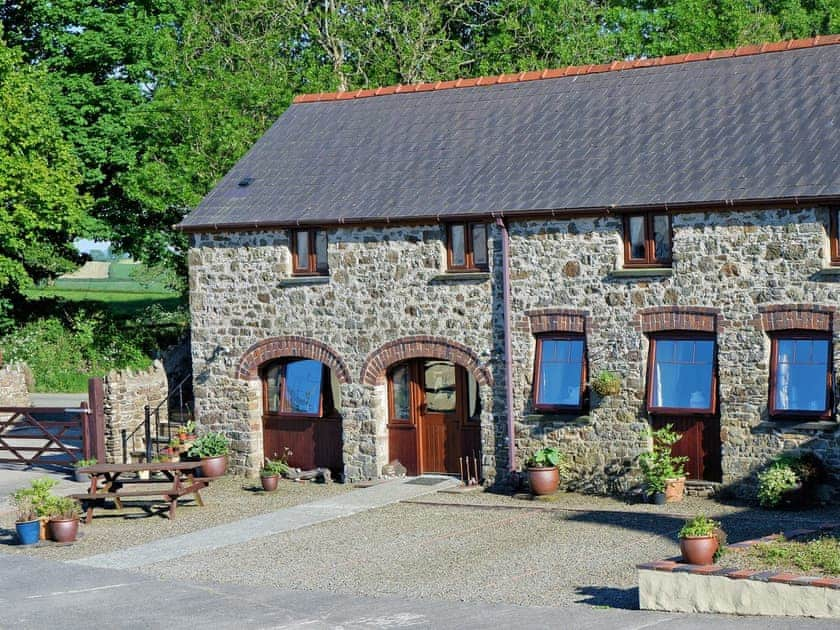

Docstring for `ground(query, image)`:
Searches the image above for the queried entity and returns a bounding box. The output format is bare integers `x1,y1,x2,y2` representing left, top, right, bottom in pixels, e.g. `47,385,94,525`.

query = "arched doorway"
261,358,343,476
387,359,481,476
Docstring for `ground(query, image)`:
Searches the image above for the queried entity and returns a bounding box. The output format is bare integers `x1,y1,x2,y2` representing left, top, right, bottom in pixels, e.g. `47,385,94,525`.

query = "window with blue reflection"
283,359,323,414
536,338,585,408
649,338,716,411
773,338,830,413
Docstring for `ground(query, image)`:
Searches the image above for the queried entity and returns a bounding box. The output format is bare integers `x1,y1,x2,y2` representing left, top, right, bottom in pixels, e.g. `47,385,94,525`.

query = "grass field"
25,260,183,316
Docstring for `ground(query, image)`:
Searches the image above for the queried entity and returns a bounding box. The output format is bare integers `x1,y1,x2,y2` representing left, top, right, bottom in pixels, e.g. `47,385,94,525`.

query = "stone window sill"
814,267,840,279
609,268,673,279
757,420,838,433
430,272,491,283
523,413,591,424
278,275,330,287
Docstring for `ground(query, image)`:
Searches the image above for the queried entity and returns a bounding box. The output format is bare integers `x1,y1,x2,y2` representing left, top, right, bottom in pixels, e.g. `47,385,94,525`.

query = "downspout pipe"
496,217,516,474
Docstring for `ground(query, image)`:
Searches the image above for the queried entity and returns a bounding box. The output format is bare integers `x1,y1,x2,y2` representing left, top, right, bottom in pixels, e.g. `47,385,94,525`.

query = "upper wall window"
647,336,716,414
292,229,328,275
829,208,840,266
770,335,832,418
263,359,334,417
447,223,488,272
624,212,672,267
533,335,587,411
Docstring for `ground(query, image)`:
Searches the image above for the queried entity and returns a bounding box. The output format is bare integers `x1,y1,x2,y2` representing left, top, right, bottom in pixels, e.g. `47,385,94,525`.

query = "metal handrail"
121,373,193,464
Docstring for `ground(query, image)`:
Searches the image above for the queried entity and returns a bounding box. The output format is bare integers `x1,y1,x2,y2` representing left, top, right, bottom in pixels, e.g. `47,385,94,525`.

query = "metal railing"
121,374,192,464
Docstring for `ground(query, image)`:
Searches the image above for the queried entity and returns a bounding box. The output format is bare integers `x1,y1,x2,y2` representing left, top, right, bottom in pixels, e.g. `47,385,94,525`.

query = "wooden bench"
70,462,219,522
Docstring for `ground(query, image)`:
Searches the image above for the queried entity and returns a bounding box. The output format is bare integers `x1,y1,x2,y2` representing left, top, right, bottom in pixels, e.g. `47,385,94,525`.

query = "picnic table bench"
70,462,218,523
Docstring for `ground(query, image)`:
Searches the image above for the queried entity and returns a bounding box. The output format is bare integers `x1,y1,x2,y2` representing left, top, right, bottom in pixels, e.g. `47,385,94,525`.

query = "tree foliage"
0,37,90,324
1,0,837,280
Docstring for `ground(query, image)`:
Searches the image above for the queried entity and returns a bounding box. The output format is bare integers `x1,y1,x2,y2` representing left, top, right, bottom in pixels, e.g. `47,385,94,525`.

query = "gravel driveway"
131,490,840,610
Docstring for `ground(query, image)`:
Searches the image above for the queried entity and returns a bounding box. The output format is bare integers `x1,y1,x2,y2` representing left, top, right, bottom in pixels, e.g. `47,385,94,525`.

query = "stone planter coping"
638,521,840,590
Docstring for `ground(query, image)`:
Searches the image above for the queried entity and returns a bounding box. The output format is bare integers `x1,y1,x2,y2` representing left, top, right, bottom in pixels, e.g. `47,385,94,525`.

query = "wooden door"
388,360,480,476
652,416,721,482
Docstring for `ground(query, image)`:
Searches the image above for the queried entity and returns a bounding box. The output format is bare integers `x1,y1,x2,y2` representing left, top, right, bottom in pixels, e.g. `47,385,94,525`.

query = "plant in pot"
45,495,81,543
72,458,97,483
260,456,290,492
187,431,230,477
184,419,197,441
525,447,568,496
590,370,621,397
12,477,59,540
9,494,40,545
678,515,725,565
638,425,688,504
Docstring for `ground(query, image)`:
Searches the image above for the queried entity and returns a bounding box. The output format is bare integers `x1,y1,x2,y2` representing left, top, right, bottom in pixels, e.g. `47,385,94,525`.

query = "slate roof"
178,36,840,231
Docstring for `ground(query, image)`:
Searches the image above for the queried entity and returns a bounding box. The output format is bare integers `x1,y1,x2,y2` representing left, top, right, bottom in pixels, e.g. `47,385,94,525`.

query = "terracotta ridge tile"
292,35,839,104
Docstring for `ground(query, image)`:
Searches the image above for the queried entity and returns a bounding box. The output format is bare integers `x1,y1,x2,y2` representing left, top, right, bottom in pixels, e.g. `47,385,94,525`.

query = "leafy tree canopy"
0,35,90,325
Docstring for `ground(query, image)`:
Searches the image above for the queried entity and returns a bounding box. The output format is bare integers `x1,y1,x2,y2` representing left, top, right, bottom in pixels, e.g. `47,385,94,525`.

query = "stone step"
685,480,721,497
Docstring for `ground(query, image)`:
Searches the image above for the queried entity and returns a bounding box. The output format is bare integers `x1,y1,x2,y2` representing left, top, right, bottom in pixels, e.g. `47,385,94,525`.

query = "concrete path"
1,555,835,629
0,464,86,514
29,392,88,407
71,477,460,570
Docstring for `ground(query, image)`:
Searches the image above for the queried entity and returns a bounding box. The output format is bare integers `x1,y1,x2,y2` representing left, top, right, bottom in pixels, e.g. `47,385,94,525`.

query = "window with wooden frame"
623,212,672,267
291,228,328,275
769,334,833,419
829,207,840,266
262,359,335,417
647,335,717,414
447,222,488,272
388,362,413,422
533,335,587,412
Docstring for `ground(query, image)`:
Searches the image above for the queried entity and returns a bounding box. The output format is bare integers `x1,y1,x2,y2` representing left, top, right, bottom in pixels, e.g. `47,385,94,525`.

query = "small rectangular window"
829,207,840,266
263,359,331,417
447,223,488,272
292,229,328,275
770,335,832,418
533,336,587,411
647,336,716,414
624,212,672,267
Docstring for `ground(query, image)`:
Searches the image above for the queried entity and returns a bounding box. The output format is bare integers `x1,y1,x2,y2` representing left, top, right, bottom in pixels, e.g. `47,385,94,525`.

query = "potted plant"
184,419,197,441
260,456,290,492
9,494,40,545
525,447,567,496
187,431,230,477
45,495,80,543
12,477,59,540
678,515,724,565
72,458,97,483
590,370,621,397
638,425,688,504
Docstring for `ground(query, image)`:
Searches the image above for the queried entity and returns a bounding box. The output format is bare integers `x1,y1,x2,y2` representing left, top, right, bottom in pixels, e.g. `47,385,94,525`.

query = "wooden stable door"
388,360,481,476
652,416,721,482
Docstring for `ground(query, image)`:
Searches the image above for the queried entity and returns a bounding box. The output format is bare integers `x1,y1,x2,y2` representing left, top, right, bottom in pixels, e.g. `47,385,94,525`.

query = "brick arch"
638,306,721,334
758,304,837,333
361,336,492,387
236,336,352,383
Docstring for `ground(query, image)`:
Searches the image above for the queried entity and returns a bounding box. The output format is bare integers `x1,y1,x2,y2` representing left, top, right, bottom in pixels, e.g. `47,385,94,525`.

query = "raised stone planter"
638,523,840,619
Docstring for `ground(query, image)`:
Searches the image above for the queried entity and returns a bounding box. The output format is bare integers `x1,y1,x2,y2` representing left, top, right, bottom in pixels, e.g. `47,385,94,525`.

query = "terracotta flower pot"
49,517,79,543
680,535,718,565
527,466,560,496
261,474,279,491
200,455,228,477
665,477,685,503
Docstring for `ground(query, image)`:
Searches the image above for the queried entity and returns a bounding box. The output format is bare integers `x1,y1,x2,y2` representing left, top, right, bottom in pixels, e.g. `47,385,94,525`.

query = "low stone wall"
638,525,840,618
102,361,168,464
0,362,31,407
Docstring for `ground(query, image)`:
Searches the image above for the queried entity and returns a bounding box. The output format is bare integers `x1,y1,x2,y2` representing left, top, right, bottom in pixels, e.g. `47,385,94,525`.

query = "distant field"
25,260,183,316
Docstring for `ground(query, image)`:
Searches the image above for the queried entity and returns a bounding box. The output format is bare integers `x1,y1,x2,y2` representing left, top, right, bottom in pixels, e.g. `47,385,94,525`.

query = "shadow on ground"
575,585,639,610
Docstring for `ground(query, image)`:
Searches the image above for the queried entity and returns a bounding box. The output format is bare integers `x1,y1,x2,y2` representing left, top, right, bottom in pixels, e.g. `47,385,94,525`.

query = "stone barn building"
178,36,840,494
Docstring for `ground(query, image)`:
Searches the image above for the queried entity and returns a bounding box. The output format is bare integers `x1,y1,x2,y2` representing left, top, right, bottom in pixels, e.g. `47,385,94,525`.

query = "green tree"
0,37,90,326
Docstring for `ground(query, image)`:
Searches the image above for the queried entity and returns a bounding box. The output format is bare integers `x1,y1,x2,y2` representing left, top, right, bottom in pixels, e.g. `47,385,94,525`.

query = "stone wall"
0,362,30,407
102,361,169,464
188,206,840,492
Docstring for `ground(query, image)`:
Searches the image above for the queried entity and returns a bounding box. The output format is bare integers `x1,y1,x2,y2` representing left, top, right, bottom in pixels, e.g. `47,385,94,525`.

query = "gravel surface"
0,476,349,561
132,490,840,610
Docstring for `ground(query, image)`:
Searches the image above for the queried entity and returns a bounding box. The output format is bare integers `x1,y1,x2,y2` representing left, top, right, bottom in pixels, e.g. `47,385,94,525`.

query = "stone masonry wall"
189,206,840,492
189,225,499,480
102,361,168,464
0,362,31,407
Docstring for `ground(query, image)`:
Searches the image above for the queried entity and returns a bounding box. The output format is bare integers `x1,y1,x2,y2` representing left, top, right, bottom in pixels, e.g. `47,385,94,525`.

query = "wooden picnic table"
70,461,218,523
